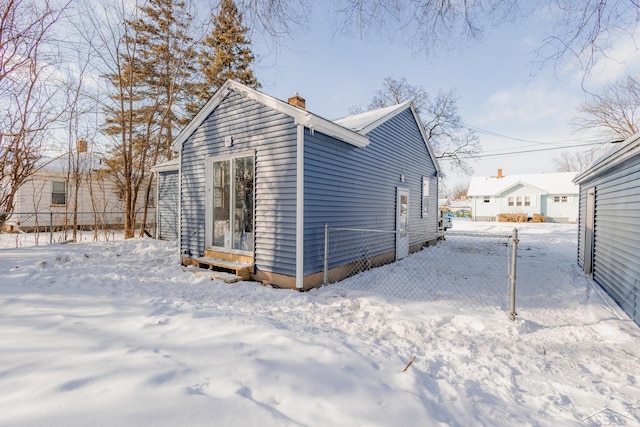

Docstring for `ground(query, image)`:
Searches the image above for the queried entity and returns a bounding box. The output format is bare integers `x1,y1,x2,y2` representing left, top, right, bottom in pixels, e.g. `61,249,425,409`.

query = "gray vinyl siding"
304,109,438,274
180,91,298,276
157,169,179,240
577,157,640,326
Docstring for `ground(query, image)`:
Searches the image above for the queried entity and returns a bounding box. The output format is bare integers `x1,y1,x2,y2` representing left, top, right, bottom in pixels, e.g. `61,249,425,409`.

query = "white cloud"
476,83,578,127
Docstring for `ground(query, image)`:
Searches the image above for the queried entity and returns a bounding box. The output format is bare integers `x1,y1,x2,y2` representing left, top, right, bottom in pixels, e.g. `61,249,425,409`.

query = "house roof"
573,132,640,184
335,101,441,175
467,172,579,196
171,81,441,175
172,80,370,151
334,102,412,133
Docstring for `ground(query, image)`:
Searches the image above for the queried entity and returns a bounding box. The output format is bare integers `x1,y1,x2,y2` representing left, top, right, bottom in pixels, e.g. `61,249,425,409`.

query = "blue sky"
248,8,640,189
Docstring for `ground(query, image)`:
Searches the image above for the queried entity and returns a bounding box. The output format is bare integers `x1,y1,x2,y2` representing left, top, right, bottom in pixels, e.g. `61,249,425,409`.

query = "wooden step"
192,256,253,280
183,267,244,283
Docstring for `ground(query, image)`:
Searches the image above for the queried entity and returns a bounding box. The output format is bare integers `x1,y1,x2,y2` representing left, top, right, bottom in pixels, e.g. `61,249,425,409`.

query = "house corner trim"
296,124,305,288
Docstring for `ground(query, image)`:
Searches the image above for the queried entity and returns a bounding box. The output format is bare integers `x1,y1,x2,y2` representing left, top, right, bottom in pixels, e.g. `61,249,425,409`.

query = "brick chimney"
497,168,503,178
288,93,305,109
77,139,88,153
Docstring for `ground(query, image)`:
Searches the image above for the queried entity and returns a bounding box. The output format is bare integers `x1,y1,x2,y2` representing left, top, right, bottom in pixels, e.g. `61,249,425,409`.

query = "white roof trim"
574,133,640,184
171,80,370,151
410,104,442,176
152,159,179,172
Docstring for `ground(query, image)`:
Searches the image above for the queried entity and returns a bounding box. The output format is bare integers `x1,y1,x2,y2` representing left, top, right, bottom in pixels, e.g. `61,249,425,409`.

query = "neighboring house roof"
172,79,370,151
574,133,640,184
36,153,104,173
468,172,579,196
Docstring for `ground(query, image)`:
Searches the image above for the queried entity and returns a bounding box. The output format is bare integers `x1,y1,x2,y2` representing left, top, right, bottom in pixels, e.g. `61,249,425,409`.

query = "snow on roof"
36,153,104,173
574,132,640,184
467,172,578,196
334,102,411,134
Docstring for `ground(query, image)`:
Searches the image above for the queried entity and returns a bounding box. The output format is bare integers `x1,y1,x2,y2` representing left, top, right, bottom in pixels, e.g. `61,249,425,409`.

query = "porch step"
183,267,244,283
192,256,253,280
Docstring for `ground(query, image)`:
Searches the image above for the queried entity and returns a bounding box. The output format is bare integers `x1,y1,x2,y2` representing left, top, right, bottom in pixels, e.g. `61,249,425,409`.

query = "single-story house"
169,79,441,290
467,169,579,222
573,132,640,326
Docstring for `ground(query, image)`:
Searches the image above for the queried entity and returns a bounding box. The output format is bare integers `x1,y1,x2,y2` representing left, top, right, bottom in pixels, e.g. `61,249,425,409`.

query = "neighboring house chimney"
288,93,305,109
497,168,503,178
77,139,88,153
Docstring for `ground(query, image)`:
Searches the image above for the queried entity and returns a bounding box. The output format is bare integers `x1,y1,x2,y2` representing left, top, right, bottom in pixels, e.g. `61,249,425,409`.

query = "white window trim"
51,180,67,206
204,150,255,253
422,176,430,217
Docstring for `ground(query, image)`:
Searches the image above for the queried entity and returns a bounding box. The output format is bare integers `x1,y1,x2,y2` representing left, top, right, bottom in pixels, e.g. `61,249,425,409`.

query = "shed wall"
156,169,179,240
578,156,640,326
180,91,298,276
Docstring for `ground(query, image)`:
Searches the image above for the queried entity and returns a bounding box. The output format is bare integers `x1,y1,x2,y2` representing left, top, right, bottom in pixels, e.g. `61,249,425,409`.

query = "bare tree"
576,73,640,140
0,0,66,230
362,76,481,175
553,149,601,172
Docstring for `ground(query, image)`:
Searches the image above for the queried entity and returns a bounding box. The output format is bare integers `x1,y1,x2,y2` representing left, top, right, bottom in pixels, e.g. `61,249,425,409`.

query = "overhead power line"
442,141,607,160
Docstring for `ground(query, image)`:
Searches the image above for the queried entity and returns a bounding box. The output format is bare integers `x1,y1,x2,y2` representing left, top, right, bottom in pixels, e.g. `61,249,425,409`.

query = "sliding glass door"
211,154,254,252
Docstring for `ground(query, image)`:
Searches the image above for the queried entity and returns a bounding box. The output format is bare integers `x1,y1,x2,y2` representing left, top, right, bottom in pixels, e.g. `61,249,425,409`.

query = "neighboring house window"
516,196,523,207
524,196,531,207
483,195,491,203
422,177,429,217
51,181,66,206
561,195,568,203
553,196,560,203
508,196,514,207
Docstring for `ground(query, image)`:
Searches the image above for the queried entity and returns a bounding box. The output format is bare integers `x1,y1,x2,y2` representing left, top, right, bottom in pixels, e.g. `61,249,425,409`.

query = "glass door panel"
212,161,230,247
233,156,254,251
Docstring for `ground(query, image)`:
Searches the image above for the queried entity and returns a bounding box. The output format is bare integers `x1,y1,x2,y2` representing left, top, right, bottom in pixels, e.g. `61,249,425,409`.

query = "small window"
524,196,531,207
483,195,491,203
422,177,429,217
561,195,568,203
516,196,522,207
508,196,514,207
553,196,560,203
51,181,66,206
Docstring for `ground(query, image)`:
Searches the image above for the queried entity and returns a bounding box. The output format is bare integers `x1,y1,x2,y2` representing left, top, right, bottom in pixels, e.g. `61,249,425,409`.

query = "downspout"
295,124,305,289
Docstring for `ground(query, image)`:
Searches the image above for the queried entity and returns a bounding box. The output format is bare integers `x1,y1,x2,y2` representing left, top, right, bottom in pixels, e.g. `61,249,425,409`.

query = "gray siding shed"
574,133,640,326
156,167,179,240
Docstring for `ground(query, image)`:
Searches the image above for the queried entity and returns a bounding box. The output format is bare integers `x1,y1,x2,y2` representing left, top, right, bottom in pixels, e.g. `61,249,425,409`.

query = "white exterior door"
396,188,409,260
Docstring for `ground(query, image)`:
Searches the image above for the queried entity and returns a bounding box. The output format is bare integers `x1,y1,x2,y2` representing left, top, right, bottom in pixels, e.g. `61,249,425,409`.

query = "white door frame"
584,187,595,275
396,187,410,260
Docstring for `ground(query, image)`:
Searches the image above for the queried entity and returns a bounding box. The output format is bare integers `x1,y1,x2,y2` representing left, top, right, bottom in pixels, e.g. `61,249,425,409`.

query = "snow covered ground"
1,220,638,426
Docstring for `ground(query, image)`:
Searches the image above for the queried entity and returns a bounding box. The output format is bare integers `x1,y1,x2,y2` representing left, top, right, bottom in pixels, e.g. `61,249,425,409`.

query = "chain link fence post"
509,228,519,320
323,223,329,286
49,212,53,244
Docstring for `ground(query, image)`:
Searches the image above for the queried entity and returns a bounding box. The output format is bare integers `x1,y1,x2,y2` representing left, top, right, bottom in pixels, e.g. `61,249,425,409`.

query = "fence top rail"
6,211,152,215
327,226,515,239
446,231,515,239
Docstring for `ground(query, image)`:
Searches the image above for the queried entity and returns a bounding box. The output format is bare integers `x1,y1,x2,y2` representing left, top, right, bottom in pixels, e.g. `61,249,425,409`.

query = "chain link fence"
323,226,519,318
0,211,156,249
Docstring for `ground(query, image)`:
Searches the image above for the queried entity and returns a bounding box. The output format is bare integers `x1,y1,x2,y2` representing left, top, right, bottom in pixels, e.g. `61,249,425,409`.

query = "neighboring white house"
5,149,152,232
467,169,579,222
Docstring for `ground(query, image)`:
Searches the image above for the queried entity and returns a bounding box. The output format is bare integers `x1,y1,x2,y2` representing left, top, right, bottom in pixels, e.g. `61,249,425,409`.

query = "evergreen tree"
103,0,196,238
194,0,260,109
